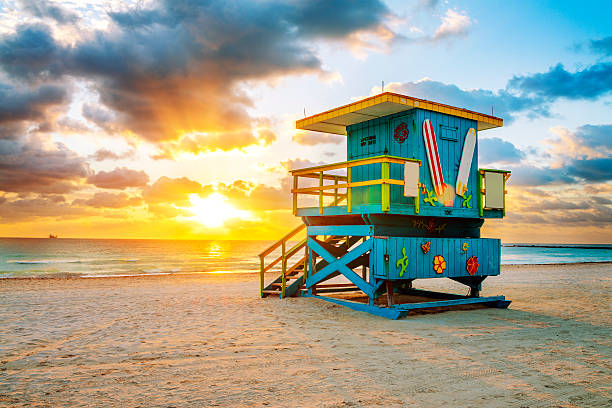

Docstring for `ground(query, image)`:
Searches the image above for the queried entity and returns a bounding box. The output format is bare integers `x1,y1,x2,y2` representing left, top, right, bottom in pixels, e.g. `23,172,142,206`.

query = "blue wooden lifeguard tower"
259,92,511,319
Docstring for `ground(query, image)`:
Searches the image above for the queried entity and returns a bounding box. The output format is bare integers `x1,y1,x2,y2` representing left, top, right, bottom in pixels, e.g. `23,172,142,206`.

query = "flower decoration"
433,255,446,274
393,122,409,144
466,256,479,275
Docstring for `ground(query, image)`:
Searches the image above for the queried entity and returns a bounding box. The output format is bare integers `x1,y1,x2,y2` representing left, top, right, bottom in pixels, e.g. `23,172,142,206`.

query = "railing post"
281,241,286,298
259,255,264,297
303,244,308,291
347,167,352,213
318,171,323,214
381,161,390,212
478,170,484,217
292,175,298,215
415,182,420,214
333,175,338,203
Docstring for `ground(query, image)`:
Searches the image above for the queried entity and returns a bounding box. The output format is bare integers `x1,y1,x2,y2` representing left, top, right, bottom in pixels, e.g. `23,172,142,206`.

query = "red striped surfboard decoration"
423,119,445,196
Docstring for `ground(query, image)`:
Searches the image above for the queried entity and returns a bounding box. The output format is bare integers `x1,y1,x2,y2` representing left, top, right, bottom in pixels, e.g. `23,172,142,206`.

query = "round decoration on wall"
433,255,446,274
393,122,409,144
466,256,479,275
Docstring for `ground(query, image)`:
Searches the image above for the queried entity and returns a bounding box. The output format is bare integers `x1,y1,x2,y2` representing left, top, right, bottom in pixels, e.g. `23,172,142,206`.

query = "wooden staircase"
259,227,366,298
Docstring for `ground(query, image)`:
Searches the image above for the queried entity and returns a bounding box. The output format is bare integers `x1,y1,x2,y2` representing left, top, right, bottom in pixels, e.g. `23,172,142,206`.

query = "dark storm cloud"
288,0,390,39
0,138,91,194
567,158,612,182
478,137,525,165
0,82,67,136
87,167,150,190
573,124,612,151
0,0,395,153
0,24,66,81
510,165,573,187
589,36,612,56
508,63,612,101
18,0,79,24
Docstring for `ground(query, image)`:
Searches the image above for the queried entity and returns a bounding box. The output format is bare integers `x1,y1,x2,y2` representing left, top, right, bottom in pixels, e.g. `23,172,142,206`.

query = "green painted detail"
396,247,409,277
423,186,438,206
461,191,472,208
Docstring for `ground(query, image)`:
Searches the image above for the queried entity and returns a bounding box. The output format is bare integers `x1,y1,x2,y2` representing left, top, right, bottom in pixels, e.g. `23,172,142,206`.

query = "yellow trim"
296,92,503,135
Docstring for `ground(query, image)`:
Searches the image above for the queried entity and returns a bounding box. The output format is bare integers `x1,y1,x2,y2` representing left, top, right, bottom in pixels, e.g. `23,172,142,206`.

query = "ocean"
0,238,610,279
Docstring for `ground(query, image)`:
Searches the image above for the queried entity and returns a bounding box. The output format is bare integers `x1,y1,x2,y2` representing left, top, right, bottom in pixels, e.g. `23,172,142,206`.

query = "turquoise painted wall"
346,108,480,218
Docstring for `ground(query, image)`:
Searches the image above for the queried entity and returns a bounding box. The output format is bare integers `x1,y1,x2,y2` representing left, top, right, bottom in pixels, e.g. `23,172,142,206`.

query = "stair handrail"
259,195,346,296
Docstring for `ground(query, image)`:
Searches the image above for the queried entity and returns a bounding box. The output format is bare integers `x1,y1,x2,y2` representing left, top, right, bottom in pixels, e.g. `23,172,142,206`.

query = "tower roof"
296,92,503,135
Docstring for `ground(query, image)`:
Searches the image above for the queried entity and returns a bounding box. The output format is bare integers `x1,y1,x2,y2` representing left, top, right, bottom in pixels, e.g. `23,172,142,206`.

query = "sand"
0,263,610,407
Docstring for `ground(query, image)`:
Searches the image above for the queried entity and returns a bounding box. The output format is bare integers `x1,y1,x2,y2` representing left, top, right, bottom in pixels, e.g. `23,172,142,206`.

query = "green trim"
381,162,390,212
479,168,511,174
478,171,483,217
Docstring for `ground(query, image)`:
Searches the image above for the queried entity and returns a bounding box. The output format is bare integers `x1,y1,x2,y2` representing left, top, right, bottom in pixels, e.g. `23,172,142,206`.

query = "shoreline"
1,261,611,281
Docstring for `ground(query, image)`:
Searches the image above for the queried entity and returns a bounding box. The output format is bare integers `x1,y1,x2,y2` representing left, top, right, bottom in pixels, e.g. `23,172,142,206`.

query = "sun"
186,193,254,228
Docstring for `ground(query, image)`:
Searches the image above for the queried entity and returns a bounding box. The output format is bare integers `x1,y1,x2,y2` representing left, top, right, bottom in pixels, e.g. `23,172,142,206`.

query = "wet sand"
1,263,611,407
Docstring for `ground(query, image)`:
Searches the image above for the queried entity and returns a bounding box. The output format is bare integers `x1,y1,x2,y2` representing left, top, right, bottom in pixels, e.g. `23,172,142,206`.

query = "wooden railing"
259,195,346,297
290,155,421,214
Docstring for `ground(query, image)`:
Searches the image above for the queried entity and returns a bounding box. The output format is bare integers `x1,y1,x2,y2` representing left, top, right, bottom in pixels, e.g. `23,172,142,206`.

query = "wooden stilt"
386,280,395,307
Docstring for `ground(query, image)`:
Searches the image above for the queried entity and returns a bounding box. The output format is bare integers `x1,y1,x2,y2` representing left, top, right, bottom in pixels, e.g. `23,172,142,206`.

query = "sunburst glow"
186,193,254,228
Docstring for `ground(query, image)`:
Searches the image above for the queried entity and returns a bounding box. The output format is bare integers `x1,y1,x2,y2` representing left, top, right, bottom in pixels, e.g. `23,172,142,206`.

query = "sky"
0,0,610,243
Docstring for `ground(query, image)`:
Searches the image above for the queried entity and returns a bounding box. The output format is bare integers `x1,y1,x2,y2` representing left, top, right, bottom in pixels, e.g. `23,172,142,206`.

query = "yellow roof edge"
296,92,503,133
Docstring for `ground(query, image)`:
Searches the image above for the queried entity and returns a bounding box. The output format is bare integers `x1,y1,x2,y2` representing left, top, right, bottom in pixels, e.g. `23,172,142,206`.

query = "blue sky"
0,0,610,242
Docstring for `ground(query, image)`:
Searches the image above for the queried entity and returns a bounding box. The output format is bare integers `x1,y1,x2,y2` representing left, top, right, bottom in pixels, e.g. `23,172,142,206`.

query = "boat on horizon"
49,234,58,239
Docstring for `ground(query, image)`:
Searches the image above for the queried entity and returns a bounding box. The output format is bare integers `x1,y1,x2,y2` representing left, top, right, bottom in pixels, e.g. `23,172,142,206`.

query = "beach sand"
1,263,610,407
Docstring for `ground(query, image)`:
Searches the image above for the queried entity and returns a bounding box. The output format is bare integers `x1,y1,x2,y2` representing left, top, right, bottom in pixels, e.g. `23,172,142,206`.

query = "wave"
7,259,83,265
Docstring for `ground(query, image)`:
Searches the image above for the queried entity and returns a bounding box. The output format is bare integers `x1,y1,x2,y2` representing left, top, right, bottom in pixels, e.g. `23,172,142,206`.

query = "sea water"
0,238,610,279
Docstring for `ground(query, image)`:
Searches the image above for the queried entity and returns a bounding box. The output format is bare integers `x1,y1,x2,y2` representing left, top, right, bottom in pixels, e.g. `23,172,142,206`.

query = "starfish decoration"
423,186,437,206
461,191,472,208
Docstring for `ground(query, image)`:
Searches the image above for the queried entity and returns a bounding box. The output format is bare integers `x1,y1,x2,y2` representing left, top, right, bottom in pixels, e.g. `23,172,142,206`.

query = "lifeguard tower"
259,92,511,319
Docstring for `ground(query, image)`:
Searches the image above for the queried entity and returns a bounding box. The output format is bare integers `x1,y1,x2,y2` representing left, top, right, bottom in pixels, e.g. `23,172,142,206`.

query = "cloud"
546,124,612,162
433,10,472,40
505,124,612,186
478,137,525,165
386,79,542,123
0,195,91,222
0,1,396,154
217,180,291,211
0,24,66,81
88,148,134,162
0,82,67,136
18,0,79,24
142,176,210,206
589,36,612,56
0,137,90,194
387,56,612,122
152,127,277,159
87,167,149,190
507,63,612,101
292,131,345,146
72,192,142,208
566,157,612,182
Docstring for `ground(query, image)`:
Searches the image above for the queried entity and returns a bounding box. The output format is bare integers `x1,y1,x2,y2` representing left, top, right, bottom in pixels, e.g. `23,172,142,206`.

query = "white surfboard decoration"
456,127,476,196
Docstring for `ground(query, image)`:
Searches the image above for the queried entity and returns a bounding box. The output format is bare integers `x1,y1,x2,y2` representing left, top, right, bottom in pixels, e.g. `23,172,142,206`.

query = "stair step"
261,290,281,295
